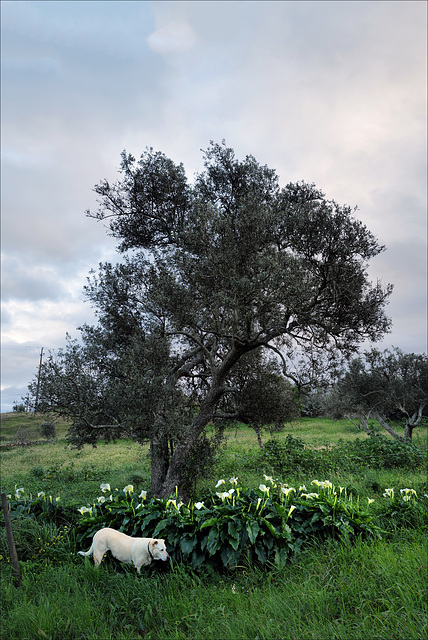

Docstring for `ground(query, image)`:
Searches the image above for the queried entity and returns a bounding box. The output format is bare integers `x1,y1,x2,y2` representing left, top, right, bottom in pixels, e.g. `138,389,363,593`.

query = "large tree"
330,347,428,440
30,142,392,497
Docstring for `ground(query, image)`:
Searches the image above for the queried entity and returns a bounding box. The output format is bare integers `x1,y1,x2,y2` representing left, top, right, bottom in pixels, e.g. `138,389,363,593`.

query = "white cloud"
147,1,197,54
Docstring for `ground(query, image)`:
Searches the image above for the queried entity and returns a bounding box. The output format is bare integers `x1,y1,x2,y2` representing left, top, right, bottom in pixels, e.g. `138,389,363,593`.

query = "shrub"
40,421,57,440
74,478,381,571
336,434,427,470
261,435,329,475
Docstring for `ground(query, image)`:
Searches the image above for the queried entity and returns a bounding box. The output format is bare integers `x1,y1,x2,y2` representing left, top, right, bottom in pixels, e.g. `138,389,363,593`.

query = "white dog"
78,527,169,574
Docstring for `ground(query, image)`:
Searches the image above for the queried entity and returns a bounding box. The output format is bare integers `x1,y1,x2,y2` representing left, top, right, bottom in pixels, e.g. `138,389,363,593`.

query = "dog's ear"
152,540,158,546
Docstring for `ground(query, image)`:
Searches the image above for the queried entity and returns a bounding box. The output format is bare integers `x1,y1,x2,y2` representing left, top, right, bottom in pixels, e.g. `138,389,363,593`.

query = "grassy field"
1,412,426,505
1,412,427,639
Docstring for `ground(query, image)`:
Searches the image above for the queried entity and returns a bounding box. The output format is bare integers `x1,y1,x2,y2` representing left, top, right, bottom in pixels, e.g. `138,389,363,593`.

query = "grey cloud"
1,1,426,412
1,257,64,302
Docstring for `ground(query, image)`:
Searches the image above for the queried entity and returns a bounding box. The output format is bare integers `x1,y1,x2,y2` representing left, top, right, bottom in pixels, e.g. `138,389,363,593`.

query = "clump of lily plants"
73,476,392,570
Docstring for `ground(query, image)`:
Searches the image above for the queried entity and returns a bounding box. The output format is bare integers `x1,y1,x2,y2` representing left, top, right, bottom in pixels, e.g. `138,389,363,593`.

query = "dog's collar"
147,541,154,561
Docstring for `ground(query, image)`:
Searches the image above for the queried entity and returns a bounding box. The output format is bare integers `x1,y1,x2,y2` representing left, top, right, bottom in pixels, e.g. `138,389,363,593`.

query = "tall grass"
2,530,426,640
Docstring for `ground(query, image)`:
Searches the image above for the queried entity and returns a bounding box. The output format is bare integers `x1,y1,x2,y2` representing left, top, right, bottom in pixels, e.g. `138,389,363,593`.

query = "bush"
337,434,427,470
261,434,427,477
40,421,57,440
74,478,381,572
261,435,329,475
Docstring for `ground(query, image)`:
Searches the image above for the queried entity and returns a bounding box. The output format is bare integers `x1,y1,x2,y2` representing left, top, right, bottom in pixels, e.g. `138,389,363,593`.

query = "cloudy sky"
1,1,426,412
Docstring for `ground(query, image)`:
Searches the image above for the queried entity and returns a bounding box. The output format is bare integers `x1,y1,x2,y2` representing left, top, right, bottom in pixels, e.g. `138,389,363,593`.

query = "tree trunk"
252,425,264,448
403,422,414,440
150,435,170,497
155,344,247,498
373,411,404,441
157,374,232,498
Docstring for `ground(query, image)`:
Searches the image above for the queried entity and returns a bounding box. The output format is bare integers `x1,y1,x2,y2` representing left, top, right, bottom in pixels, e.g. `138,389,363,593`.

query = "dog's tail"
78,542,94,557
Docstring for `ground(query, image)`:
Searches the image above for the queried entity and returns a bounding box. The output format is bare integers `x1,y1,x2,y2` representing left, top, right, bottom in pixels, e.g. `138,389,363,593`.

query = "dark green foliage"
338,434,427,470
261,433,427,477
262,435,328,475
40,421,57,439
73,481,381,572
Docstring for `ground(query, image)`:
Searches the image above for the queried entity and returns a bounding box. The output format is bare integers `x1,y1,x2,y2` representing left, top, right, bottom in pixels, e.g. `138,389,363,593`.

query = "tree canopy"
30,142,393,497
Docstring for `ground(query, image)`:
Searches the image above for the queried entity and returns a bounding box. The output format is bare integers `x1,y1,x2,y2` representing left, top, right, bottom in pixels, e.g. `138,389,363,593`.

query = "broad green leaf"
262,517,279,538
207,527,221,556
200,517,218,529
179,535,198,556
274,546,288,570
246,520,260,544
255,541,267,565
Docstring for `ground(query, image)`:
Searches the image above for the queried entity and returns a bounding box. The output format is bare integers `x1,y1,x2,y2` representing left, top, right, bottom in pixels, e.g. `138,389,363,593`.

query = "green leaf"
179,535,198,556
207,527,221,556
153,518,169,537
227,520,242,551
262,517,279,538
221,545,240,568
200,517,218,530
246,520,260,544
191,550,206,570
255,541,267,565
274,503,288,518
274,546,289,570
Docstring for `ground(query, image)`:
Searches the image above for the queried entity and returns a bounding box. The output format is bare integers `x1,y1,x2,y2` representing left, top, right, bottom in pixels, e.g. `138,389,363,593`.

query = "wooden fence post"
1,493,22,587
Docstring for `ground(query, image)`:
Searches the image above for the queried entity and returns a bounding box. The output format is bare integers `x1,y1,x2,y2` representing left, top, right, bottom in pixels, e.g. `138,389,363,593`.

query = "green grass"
2,530,426,640
1,412,427,639
1,413,427,505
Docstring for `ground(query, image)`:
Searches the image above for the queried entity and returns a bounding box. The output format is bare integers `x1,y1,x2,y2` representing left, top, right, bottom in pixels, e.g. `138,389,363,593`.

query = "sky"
1,0,427,413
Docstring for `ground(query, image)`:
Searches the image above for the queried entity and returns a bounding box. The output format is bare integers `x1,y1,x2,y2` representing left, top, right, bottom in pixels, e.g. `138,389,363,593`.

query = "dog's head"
149,539,169,562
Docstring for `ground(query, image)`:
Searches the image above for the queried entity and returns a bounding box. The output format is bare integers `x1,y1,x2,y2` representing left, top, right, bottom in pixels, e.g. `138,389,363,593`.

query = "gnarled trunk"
150,435,170,497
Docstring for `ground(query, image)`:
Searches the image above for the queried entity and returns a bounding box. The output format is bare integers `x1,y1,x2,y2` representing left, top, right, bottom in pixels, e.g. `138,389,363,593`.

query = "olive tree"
29,142,392,497
330,348,427,440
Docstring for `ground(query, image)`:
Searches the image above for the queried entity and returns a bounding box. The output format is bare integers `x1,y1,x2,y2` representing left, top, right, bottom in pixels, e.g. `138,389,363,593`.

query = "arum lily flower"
78,506,91,515
167,499,183,511
37,491,46,498
287,505,296,517
367,498,375,504
259,484,269,494
299,485,307,492
139,490,147,500
383,488,394,498
215,479,226,488
97,496,106,503
400,488,417,502
281,486,295,498
100,483,111,493
229,476,238,485
194,502,205,510
123,485,134,494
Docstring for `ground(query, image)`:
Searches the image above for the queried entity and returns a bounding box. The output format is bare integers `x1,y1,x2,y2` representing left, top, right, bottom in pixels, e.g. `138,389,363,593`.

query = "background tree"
329,348,427,440
216,351,301,447
29,142,393,498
